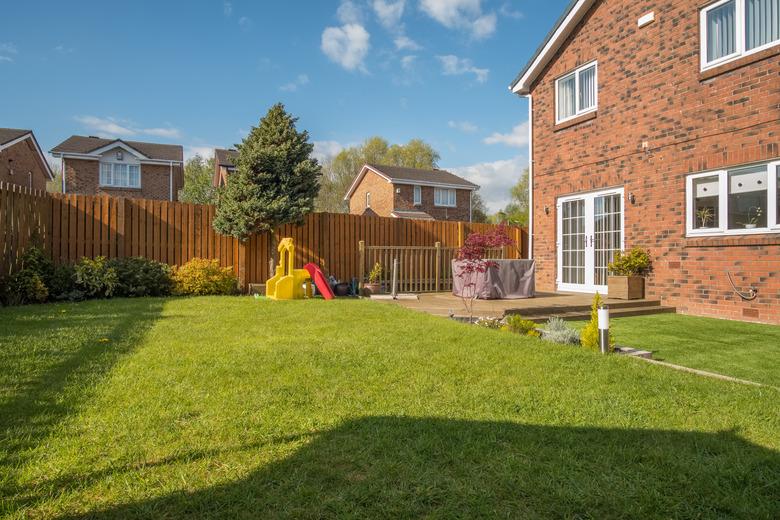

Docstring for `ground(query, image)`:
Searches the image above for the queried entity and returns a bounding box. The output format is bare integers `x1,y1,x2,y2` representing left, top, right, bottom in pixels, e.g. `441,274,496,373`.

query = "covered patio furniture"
452,259,535,300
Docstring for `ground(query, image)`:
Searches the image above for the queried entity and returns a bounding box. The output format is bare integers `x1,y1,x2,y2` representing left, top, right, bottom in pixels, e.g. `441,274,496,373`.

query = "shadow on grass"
61,416,779,519
0,300,164,482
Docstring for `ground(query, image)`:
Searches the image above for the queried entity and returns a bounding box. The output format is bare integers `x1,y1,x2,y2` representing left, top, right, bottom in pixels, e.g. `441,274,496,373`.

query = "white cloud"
54,44,74,54
280,74,310,92
448,120,478,133
484,121,530,148
372,0,405,29
394,35,421,50
436,54,488,83
184,146,216,162
321,24,371,72
400,55,416,70
419,0,497,39
223,0,233,16
0,42,17,62
75,115,181,140
447,155,528,212
337,0,364,24
0,56,12,63
499,2,523,19
312,140,346,162
238,16,252,30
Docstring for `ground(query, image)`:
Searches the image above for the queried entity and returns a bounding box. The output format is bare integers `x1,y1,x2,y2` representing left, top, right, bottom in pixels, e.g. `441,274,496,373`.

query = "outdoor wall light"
544,205,550,215
628,192,636,205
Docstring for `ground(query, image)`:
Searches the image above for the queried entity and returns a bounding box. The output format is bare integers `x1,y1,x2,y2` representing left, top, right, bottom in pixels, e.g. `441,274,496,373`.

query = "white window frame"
434,188,456,207
554,61,598,124
413,185,421,205
700,0,780,71
686,160,780,236
99,162,141,188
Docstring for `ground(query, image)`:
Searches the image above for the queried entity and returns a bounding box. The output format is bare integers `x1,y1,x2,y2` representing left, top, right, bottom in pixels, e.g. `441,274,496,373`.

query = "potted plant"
363,262,382,296
740,206,763,229
607,247,651,300
696,207,714,228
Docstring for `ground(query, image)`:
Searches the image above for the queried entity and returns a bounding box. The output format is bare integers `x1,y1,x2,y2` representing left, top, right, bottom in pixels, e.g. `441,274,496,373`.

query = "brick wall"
528,0,780,323
64,158,184,201
394,184,472,221
0,139,49,191
349,169,394,216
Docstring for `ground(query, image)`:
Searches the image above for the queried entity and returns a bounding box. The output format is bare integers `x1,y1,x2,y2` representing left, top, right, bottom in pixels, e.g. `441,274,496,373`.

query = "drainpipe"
526,94,534,260
169,161,174,201
61,157,66,193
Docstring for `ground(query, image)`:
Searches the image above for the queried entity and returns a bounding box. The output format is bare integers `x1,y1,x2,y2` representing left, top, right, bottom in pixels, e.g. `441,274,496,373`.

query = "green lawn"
585,314,780,387
1,297,779,519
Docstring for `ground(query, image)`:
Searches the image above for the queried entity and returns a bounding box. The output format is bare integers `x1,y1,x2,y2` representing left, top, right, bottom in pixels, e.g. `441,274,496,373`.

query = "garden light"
598,305,610,355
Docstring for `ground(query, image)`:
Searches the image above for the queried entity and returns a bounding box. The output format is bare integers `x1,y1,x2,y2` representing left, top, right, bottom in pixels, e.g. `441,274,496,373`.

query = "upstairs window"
701,0,780,70
687,160,780,235
99,162,140,188
555,62,597,123
413,185,421,205
434,188,456,207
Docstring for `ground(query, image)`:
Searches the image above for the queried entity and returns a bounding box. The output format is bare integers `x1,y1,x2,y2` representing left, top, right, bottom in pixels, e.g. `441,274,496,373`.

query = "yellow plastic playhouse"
266,238,313,300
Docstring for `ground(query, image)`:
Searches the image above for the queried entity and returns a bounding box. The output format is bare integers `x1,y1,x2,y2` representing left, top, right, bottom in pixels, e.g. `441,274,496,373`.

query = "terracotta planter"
608,275,645,300
363,282,381,296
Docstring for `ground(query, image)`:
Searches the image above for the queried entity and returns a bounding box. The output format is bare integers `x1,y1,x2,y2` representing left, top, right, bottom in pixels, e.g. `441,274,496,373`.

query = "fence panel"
0,184,525,291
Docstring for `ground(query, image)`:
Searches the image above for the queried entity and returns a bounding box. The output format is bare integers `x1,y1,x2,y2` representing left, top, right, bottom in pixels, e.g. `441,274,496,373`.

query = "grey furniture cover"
452,259,535,300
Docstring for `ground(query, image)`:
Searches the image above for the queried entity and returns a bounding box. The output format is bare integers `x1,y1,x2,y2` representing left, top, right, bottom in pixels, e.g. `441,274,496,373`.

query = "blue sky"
0,0,568,211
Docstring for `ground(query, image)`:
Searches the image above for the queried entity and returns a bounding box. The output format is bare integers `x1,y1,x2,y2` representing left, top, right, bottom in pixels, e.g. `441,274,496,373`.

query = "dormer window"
555,61,597,124
701,0,780,70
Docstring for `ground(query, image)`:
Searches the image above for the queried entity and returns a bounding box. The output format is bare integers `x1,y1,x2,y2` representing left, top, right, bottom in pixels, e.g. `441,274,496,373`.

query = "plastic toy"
304,263,335,300
266,238,313,300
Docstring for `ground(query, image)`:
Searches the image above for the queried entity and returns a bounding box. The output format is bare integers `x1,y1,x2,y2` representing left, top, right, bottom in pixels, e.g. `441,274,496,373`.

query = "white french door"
557,187,624,294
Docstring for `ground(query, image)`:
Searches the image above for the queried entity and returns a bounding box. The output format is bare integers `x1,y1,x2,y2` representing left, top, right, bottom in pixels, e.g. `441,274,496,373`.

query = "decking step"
523,305,676,324
505,299,662,318
615,346,654,359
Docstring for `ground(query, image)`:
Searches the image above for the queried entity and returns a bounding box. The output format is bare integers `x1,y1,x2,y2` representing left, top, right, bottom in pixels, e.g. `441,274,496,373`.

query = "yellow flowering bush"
173,258,238,296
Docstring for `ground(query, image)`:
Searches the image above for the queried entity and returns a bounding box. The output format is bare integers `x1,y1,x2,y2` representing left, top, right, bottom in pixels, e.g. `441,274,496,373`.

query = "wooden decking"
375,291,676,322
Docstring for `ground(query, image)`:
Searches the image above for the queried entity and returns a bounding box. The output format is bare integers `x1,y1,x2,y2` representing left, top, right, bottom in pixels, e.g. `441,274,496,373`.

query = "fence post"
237,240,248,293
358,240,365,288
434,241,441,292
457,221,464,247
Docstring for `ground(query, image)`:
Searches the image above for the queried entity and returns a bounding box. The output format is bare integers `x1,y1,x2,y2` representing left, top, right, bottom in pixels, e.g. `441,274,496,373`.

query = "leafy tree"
315,137,440,213
470,191,489,223
47,163,62,193
179,154,217,204
213,103,322,241
491,168,529,226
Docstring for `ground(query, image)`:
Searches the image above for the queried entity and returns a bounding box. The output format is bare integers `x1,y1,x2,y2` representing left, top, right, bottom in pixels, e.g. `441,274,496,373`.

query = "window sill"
699,45,780,81
100,186,142,191
685,232,780,248
554,111,597,132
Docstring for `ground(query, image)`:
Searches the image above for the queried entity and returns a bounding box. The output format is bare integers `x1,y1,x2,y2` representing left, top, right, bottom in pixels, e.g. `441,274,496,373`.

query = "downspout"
169,161,174,201
526,94,534,260
61,157,66,193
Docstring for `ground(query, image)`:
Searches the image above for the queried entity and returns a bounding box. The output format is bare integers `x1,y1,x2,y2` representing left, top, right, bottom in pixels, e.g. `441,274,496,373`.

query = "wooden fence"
0,183,527,291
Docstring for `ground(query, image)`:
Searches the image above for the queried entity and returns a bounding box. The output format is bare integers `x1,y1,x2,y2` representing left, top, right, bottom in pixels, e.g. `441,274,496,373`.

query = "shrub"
5,269,48,305
367,262,382,284
608,247,651,276
108,257,173,297
48,264,81,301
502,315,540,338
74,257,119,298
173,258,237,296
543,316,580,345
580,293,614,352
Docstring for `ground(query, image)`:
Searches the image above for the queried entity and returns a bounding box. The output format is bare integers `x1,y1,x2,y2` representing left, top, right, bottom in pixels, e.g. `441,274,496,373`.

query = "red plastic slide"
303,263,335,300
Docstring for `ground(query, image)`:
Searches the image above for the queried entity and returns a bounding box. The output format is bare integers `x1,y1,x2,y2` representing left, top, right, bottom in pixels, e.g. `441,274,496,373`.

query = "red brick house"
50,136,184,201
213,148,238,187
0,128,54,191
511,0,780,323
344,164,479,221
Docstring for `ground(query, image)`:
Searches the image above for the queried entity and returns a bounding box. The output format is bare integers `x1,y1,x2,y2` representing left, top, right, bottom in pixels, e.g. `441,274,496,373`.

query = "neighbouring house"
344,164,479,222
0,128,54,191
50,135,184,201
511,0,780,323
213,148,238,187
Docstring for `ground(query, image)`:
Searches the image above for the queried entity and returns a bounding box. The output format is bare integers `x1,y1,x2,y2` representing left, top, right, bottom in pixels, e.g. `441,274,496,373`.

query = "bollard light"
598,305,610,354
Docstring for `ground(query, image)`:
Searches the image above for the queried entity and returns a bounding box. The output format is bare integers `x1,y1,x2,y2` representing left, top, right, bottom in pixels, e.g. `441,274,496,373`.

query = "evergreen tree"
213,104,322,240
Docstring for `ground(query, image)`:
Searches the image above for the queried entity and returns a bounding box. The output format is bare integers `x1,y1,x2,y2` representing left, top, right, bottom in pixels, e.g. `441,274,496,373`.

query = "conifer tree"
213,103,321,241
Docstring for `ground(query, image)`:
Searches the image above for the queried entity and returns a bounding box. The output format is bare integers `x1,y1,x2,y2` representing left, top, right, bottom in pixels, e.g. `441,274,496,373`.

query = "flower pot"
334,282,351,297
744,224,757,229
363,282,381,296
607,275,645,300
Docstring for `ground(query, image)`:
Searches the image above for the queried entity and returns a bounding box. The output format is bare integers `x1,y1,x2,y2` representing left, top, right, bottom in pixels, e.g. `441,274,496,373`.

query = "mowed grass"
578,314,780,387
1,297,779,519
